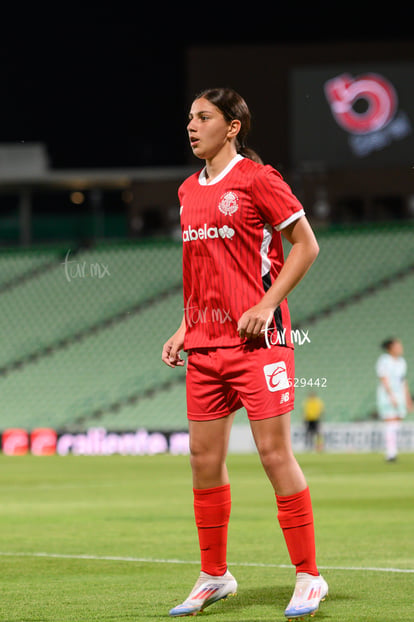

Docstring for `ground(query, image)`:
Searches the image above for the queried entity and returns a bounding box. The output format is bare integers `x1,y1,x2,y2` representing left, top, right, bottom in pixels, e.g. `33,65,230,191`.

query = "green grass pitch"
0,451,413,621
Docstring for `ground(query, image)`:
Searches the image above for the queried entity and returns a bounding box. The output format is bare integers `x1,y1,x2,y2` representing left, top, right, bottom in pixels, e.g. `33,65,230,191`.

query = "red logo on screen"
324,72,411,157
324,73,397,135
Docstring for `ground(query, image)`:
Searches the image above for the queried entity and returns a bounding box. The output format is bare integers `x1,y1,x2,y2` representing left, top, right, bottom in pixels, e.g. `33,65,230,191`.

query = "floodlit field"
0,452,413,621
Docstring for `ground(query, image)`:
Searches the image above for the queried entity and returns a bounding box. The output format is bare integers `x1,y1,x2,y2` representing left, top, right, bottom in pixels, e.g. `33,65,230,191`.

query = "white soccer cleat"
284,572,328,619
169,570,237,617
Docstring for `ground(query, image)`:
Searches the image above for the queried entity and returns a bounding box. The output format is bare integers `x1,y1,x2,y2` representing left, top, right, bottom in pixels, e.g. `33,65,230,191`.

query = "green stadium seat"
0,226,412,432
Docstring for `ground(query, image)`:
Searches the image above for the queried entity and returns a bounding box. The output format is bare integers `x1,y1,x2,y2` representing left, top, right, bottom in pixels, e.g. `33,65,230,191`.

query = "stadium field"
0,452,413,621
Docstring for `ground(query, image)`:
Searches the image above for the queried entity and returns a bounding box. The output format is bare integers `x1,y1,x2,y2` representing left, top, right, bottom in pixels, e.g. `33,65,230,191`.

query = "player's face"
390,340,403,357
187,98,234,160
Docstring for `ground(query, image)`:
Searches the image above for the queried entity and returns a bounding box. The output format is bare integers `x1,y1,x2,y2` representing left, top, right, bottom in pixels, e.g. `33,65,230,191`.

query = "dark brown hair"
381,338,399,351
194,87,263,164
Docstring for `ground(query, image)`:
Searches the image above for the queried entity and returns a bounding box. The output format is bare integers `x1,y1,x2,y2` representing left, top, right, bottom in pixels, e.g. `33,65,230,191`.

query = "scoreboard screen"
290,62,414,169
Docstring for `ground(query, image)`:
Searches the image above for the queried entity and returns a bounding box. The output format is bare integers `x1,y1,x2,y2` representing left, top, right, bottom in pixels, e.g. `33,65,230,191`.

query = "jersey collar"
198,154,244,186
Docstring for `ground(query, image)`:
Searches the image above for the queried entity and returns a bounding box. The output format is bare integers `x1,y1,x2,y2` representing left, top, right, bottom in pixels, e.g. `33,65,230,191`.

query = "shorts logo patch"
263,361,290,392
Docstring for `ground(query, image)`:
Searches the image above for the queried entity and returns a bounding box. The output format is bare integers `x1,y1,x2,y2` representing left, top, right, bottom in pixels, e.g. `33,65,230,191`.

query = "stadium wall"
2,423,414,456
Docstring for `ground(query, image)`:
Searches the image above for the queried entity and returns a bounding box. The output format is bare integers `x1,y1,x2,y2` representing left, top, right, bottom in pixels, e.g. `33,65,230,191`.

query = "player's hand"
237,304,274,340
162,327,186,368
390,394,399,409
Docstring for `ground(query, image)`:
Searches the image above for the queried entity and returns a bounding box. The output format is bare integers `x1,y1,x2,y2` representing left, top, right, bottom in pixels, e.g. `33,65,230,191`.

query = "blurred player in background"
376,338,413,461
303,391,325,452
162,87,328,619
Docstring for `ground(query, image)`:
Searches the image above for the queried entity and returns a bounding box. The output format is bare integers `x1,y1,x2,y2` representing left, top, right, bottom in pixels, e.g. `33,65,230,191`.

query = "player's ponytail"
194,87,263,164
237,145,263,164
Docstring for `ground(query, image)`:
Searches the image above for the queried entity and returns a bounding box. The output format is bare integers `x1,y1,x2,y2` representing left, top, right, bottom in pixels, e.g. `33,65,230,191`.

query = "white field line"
0,551,413,574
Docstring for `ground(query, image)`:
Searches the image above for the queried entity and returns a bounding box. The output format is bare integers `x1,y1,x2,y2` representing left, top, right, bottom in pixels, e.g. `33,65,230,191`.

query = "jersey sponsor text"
182,223,235,242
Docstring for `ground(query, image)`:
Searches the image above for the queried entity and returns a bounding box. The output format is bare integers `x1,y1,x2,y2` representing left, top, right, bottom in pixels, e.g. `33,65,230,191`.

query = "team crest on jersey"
218,191,239,215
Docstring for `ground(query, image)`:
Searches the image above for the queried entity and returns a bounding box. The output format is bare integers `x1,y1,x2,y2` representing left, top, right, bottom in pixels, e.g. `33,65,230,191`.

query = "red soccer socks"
193,484,317,577
193,484,231,576
276,486,319,576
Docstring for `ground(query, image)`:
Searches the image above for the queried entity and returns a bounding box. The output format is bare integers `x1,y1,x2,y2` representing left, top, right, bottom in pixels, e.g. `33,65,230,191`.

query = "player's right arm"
162,314,186,368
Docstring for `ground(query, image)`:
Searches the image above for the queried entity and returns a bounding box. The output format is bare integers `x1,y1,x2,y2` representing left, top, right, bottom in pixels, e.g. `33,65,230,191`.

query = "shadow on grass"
196,582,349,620
147,581,351,621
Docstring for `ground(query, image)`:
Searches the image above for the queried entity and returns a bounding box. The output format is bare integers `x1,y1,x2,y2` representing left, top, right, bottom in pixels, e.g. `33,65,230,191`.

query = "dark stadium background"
2,11,412,169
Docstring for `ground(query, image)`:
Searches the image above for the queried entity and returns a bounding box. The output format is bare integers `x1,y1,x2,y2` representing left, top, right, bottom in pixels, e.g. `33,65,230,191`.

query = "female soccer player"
162,87,328,619
376,338,412,461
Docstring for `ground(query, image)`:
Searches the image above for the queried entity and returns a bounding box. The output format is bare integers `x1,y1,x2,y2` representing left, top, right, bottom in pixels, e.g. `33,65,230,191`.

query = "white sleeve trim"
274,209,305,231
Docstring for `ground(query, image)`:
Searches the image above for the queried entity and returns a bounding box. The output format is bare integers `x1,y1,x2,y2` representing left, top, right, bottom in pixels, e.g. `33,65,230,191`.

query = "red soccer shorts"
186,342,295,421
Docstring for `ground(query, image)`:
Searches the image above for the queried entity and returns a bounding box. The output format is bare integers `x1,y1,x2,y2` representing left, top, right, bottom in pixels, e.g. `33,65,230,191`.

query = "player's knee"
256,441,290,472
190,441,225,477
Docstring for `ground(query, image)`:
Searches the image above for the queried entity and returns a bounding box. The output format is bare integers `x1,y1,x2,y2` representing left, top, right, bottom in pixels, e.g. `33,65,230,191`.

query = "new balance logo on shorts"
279,391,290,404
263,361,290,392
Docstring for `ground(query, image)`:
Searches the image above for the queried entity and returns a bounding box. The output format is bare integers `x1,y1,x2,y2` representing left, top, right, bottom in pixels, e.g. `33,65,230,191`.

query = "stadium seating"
285,224,414,422
0,224,412,432
284,224,414,323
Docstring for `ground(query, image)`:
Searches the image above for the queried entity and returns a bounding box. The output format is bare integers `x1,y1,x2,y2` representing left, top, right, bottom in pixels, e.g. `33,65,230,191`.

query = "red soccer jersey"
178,155,305,350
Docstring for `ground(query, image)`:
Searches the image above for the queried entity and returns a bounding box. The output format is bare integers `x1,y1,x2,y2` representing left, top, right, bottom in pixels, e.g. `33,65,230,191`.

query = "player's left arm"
237,216,319,339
